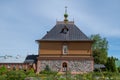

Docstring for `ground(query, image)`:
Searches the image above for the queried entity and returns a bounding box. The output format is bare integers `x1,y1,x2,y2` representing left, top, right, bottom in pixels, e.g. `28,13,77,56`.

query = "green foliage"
6,70,26,80
118,66,120,73
45,65,51,72
0,66,7,75
40,70,57,75
75,74,84,80
90,34,108,64
58,77,66,80
40,65,58,80
105,56,117,72
0,69,120,80
40,65,58,75
25,68,36,77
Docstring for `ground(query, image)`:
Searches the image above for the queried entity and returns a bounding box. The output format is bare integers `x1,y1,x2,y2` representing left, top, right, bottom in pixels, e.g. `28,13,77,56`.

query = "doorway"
62,62,67,72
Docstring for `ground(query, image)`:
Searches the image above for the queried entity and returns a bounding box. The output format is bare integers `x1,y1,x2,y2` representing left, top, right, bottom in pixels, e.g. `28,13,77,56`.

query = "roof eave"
36,39,94,43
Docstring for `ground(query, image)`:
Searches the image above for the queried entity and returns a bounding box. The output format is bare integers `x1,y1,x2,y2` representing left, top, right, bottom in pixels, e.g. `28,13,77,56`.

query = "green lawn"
25,72,120,80
0,69,120,80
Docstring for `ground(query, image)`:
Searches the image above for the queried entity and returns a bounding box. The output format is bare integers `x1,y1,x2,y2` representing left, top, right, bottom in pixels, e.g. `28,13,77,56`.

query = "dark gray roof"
38,21,91,41
24,55,38,63
94,64,105,69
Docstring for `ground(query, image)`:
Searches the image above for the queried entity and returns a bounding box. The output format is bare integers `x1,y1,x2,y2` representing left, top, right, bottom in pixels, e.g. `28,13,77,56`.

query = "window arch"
62,62,67,72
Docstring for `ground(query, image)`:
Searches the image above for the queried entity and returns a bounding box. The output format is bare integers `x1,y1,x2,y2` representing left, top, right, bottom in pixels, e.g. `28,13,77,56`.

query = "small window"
19,65,23,70
60,26,69,34
7,64,11,68
13,65,16,70
63,45,68,54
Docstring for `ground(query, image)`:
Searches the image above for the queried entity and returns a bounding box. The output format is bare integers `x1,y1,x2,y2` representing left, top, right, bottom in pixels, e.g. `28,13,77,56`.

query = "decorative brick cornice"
38,56,93,60
39,54,92,56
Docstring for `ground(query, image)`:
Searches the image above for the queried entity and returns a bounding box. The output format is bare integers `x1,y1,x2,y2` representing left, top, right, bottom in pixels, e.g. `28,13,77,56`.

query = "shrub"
6,70,26,80
40,65,57,75
118,67,120,73
45,65,51,72
0,66,7,75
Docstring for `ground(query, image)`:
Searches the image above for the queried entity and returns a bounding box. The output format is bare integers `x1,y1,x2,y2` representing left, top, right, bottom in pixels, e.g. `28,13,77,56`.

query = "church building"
36,8,94,74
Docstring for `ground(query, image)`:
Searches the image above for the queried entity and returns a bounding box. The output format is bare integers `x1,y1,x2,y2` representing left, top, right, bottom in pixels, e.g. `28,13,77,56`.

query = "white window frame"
63,45,68,54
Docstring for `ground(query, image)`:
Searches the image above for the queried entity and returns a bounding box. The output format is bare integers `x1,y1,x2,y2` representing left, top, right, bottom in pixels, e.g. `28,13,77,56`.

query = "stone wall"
38,60,93,73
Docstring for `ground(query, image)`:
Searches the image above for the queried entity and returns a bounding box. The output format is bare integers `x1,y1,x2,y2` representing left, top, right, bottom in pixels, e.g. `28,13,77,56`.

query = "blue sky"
0,0,120,58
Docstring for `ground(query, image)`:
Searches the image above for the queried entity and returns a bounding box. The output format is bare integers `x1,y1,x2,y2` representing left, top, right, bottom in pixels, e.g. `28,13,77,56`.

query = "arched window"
63,45,68,54
62,62,67,72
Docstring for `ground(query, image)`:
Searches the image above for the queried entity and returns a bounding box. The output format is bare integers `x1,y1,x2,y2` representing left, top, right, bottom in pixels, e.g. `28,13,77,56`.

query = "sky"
0,0,120,58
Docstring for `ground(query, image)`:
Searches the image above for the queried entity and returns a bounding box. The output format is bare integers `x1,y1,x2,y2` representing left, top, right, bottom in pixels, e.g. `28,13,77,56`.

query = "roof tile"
39,21,91,41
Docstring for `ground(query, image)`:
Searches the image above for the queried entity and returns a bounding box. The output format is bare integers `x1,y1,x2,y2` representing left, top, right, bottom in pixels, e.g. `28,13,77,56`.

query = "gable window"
60,25,69,34
63,45,68,54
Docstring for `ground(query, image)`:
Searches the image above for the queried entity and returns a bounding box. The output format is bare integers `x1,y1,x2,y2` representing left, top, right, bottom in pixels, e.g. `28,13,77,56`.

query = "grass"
30,72,120,80
1,69,120,80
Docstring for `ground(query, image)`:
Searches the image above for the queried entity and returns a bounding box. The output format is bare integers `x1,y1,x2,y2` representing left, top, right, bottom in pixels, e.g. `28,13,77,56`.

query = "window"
62,62,67,72
60,26,69,34
19,65,23,70
63,45,68,54
13,65,16,70
7,64,11,68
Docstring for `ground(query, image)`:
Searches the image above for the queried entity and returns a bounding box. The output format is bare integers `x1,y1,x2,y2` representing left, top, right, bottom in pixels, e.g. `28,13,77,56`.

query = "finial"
64,6,68,22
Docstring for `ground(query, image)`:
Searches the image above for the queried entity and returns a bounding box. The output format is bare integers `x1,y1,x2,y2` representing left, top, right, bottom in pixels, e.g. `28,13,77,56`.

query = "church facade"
36,12,94,74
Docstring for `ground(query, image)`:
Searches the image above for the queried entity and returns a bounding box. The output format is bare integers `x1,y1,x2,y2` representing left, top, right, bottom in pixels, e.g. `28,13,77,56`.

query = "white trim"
63,45,68,54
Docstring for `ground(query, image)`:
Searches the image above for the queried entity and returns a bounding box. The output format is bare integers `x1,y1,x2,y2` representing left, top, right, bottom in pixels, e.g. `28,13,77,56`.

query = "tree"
118,66,120,73
0,66,7,75
105,56,117,72
90,34,108,64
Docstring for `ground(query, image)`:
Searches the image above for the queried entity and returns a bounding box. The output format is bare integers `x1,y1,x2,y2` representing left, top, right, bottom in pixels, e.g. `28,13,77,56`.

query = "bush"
25,68,36,77
40,70,57,75
40,65,57,75
44,65,51,72
0,66,7,75
0,75,7,80
118,67,120,73
6,70,26,80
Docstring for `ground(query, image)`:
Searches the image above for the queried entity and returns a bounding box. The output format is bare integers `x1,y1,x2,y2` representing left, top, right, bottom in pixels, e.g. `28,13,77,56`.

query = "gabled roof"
0,55,26,63
24,55,38,63
37,21,92,41
0,55,38,64
94,64,105,69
